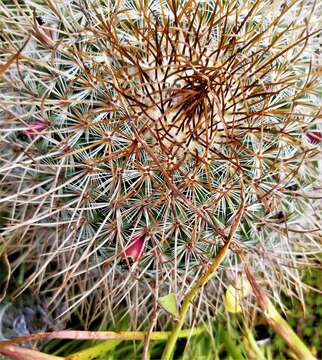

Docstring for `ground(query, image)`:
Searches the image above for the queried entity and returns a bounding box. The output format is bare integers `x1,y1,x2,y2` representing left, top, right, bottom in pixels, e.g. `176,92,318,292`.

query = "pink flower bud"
123,235,145,261
306,131,322,145
25,120,47,136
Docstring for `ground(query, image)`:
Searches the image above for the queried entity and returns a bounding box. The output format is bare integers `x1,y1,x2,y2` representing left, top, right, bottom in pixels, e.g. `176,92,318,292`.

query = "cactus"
0,0,321,330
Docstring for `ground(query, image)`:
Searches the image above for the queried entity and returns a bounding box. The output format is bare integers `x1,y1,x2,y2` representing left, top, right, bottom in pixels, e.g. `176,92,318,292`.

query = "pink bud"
306,131,322,145
25,120,47,136
123,235,145,261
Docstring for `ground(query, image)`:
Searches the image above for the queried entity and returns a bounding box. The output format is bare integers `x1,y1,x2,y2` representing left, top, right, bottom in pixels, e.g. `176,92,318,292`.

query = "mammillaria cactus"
0,0,321,344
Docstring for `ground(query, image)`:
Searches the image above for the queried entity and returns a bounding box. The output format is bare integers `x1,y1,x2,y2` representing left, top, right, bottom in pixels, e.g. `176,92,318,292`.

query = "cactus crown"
0,0,321,327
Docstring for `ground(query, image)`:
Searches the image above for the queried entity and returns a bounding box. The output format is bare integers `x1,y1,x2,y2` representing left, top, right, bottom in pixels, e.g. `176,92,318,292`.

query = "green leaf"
67,340,121,360
158,293,178,316
222,330,246,360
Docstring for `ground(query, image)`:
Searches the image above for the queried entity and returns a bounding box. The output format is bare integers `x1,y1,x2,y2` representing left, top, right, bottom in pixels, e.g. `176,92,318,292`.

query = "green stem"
242,253,316,360
264,300,316,360
0,327,205,350
161,203,245,360
66,327,206,360
0,328,205,360
222,330,245,360
243,322,265,360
